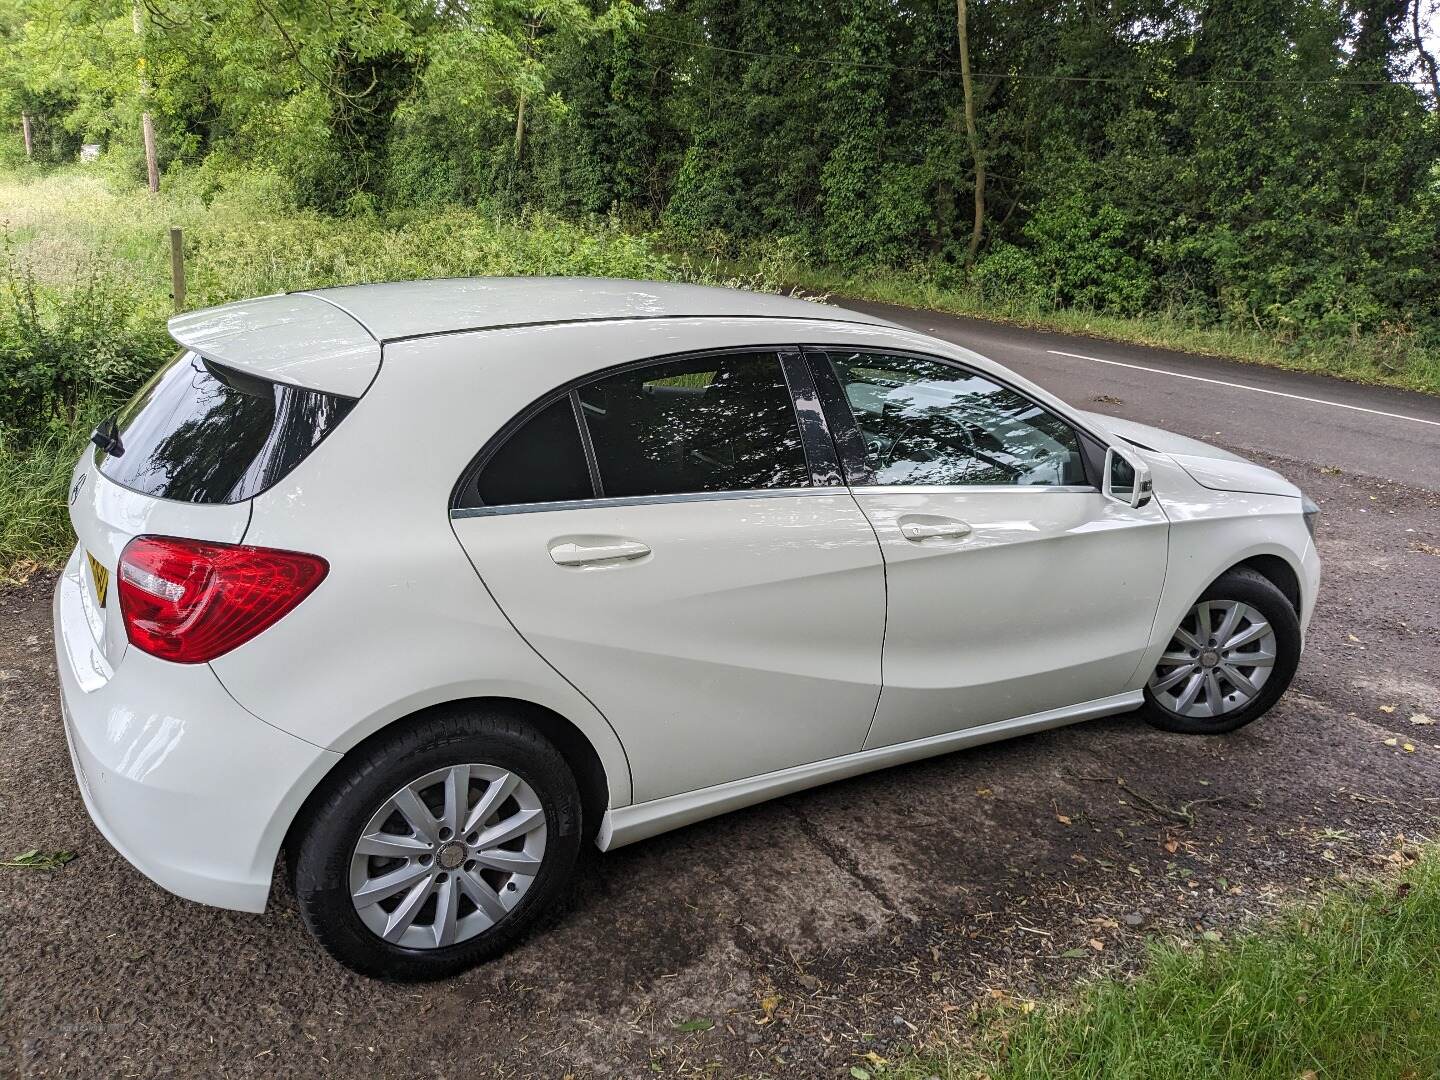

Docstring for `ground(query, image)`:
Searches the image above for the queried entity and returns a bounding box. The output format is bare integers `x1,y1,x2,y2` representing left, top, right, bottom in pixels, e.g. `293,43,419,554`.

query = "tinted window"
95,351,356,504
577,352,809,499
473,397,593,507
821,351,1086,487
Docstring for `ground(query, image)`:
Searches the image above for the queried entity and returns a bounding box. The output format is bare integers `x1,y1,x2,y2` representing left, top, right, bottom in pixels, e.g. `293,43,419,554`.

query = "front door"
807,348,1169,749
450,349,887,803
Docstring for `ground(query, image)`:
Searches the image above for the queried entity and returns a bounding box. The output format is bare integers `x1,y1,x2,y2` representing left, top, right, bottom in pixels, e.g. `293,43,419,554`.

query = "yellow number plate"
87,551,110,607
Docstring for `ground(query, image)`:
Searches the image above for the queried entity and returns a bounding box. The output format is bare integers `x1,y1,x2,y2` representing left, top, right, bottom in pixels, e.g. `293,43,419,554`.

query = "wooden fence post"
169,227,186,312
21,113,32,158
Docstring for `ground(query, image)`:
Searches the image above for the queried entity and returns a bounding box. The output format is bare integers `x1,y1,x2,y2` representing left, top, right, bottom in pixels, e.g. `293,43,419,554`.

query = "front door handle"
549,536,652,567
898,518,972,542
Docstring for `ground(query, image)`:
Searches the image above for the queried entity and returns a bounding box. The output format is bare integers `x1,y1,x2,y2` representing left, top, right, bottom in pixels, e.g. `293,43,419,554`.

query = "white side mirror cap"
1103,445,1153,508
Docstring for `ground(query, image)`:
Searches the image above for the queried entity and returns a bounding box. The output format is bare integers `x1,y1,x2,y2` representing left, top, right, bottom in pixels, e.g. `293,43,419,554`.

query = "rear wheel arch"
286,696,613,855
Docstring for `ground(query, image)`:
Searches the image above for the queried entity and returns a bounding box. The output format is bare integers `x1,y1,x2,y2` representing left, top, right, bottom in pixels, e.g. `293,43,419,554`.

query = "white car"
55,279,1320,979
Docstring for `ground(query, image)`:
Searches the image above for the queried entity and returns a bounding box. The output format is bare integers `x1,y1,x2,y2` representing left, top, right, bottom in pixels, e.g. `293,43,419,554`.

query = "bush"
0,236,169,442
972,241,1054,310
1018,190,1156,315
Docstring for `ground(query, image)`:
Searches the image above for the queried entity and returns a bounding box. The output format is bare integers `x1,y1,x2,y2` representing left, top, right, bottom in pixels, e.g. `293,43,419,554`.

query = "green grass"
0,419,93,582
885,857,1440,1080
0,168,764,309
757,261,1440,398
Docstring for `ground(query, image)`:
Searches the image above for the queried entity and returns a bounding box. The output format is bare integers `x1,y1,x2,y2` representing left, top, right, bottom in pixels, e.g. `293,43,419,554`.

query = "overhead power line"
646,30,1436,89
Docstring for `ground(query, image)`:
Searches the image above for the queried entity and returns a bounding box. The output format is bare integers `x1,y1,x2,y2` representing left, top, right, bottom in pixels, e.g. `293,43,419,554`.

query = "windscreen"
94,351,357,504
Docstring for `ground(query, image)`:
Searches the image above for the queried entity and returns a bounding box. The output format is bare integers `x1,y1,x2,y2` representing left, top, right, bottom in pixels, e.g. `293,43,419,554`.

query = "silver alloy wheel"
349,764,547,950
1148,599,1277,719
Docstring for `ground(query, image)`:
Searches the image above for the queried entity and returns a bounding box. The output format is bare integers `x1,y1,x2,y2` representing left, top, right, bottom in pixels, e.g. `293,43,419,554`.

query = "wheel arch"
1230,552,1302,614
1133,532,1309,692
283,696,617,859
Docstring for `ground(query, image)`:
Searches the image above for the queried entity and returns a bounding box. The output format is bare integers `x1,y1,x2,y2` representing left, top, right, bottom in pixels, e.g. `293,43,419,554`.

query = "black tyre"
288,704,583,981
1140,567,1300,735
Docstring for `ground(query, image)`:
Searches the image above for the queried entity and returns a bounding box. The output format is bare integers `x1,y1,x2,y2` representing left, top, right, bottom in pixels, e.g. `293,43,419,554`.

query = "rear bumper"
53,547,340,912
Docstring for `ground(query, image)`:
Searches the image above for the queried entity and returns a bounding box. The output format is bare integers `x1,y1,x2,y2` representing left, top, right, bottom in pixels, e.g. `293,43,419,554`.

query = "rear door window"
94,351,356,504
577,351,809,498
457,350,811,511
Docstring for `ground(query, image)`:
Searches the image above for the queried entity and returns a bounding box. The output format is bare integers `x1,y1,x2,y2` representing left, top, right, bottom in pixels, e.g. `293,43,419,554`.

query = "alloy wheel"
1148,599,1277,719
348,764,547,950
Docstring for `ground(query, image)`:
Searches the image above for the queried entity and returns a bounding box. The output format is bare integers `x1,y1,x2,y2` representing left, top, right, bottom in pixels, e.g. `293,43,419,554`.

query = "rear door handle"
898,518,972,542
548,537,652,567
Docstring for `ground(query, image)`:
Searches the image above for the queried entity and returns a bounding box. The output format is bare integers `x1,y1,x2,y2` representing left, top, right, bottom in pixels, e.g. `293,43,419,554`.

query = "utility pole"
21,112,32,159
133,0,159,192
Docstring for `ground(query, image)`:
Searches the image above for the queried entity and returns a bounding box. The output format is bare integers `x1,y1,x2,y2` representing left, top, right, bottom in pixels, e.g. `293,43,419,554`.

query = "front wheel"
1141,567,1300,735
288,705,583,980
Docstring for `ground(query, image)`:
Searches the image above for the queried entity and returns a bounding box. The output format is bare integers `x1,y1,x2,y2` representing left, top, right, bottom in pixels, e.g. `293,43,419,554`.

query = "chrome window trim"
450,486,850,519
852,484,1100,496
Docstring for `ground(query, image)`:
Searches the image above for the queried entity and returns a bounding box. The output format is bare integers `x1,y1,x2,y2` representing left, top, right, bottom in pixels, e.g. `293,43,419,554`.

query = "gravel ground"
2,446,1438,1077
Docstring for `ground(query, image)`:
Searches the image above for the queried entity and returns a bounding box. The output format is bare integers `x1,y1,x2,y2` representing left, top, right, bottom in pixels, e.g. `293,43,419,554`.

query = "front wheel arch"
1232,553,1301,615
1141,565,1301,734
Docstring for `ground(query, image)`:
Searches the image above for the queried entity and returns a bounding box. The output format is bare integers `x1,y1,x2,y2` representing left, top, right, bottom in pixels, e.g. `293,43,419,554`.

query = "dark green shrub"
0,237,169,443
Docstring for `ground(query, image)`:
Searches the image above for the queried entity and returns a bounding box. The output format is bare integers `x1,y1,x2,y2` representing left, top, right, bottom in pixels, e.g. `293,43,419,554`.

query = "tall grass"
0,422,94,582
892,856,1440,1080
0,169,743,308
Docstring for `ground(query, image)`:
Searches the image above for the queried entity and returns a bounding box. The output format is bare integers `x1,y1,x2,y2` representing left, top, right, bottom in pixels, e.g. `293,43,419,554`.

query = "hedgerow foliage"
1,0,1437,362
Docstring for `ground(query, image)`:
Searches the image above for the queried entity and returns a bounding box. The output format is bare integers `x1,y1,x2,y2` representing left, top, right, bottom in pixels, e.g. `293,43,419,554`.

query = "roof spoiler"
168,293,381,398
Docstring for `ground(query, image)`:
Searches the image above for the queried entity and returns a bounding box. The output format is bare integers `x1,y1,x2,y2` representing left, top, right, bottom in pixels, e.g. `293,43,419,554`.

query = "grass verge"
885,856,1440,1080
766,263,1440,398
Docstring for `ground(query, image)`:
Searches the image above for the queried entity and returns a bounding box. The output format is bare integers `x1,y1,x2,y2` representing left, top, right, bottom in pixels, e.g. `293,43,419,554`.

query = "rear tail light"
117,536,328,664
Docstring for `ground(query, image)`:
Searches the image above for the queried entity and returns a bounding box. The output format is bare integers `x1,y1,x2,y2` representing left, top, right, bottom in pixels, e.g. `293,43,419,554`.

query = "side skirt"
596,690,1142,850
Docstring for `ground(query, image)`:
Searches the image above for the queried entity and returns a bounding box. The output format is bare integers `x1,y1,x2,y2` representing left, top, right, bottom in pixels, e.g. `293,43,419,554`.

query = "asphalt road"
844,300,1440,490
3,312,1439,1079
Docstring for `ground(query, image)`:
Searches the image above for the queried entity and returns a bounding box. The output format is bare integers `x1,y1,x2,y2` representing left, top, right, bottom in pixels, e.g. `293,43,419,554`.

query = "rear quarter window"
94,351,357,504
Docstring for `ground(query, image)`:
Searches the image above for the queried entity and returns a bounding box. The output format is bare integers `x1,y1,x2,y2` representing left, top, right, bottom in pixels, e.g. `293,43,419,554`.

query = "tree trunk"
956,0,985,266
513,91,527,161
133,0,159,192
21,112,32,158
1414,1,1440,102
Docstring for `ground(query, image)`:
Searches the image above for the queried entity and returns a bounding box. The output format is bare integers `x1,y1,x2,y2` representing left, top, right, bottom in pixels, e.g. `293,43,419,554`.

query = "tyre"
288,704,583,981
1140,567,1300,735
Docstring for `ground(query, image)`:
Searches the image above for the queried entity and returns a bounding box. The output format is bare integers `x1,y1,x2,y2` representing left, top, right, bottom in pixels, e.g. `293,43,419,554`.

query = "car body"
55,278,1319,975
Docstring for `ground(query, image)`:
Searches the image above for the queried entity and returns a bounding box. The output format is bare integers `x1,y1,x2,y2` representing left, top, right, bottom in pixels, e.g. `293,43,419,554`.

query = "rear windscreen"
94,351,357,504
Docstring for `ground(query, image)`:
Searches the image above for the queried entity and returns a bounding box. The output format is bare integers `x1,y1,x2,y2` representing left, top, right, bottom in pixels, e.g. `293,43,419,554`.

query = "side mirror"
1103,445,1153,508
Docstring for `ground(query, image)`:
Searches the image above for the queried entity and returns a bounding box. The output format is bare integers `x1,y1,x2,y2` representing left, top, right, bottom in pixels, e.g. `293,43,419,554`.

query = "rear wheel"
289,705,582,980
1141,567,1300,735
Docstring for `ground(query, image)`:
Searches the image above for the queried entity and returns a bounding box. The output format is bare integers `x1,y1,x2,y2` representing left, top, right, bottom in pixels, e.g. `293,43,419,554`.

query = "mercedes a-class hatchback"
56,278,1320,979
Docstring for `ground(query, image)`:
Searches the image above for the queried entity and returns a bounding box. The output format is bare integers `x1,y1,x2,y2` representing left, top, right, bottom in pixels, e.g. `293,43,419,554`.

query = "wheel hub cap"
1147,599,1278,719
437,841,466,871
347,763,548,950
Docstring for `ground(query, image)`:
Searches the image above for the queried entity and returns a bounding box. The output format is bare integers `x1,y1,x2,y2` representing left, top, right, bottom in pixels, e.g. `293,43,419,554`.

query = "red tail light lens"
117,536,328,664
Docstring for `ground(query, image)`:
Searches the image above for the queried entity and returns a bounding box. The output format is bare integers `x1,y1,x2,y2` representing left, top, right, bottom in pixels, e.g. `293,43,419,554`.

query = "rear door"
807,348,1169,749
450,348,886,803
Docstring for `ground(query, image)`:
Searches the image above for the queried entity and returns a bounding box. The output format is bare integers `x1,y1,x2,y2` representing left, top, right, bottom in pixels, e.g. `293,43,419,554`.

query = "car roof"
168,277,894,397
309,277,895,341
